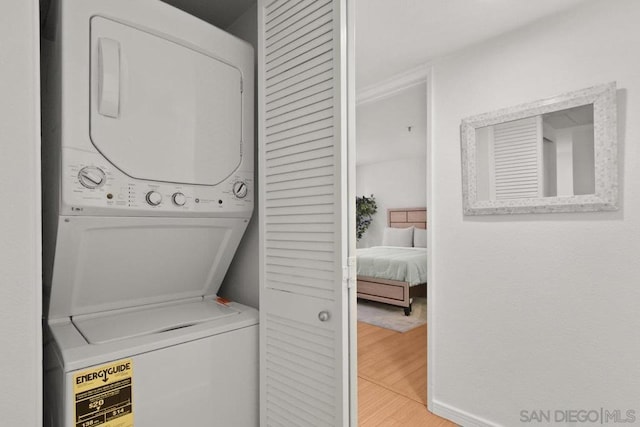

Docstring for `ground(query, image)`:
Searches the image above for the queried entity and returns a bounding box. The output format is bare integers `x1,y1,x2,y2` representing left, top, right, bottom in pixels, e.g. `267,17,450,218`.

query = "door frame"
346,0,358,425
340,0,358,424
425,68,435,413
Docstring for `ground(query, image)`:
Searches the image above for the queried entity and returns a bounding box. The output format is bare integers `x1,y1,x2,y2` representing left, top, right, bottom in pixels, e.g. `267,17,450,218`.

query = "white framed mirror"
460,82,618,215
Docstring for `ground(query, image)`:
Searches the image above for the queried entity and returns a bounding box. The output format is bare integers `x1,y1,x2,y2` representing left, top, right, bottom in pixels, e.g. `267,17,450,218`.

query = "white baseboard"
431,399,500,427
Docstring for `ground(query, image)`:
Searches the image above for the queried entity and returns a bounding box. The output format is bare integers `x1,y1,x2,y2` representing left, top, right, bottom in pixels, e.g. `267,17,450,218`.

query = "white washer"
41,0,257,426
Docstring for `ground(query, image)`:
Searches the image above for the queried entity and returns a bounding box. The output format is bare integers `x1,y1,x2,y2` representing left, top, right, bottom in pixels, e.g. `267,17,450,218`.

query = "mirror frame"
460,82,618,215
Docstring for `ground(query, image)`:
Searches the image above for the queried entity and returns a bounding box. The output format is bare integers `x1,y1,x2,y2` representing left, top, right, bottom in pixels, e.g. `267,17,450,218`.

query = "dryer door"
90,17,244,186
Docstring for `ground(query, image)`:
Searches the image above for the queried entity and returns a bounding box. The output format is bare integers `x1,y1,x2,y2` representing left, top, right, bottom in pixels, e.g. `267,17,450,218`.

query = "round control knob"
146,191,162,206
233,181,248,199
78,166,106,189
172,192,186,206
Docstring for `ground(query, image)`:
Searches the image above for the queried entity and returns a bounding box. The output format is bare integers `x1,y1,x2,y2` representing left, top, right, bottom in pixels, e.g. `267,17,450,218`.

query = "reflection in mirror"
460,82,618,215
475,105,595,201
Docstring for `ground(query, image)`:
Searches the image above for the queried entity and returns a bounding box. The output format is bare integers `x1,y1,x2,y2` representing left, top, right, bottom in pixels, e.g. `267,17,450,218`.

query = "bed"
356,208,427,316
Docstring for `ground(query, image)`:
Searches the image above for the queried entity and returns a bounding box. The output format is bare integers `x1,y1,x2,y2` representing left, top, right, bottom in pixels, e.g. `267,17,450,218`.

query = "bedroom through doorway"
354,80,447,425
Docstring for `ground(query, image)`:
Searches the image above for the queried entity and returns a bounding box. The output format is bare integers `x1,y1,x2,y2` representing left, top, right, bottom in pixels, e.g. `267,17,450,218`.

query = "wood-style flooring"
357,321,456,426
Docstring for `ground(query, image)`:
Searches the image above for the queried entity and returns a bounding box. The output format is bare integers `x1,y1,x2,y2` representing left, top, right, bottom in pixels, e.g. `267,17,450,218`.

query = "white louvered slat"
266,355,334,389
266,70,333,107
260,0,350,425
492,116,543,200
267,147,334,169
266,81,334,112
266,107,333,135
267,115,332,141
267,251,333,265
266,166,334,186
266,282,334,300
267,99,333,131
266,229,334,242
265,39,332,81
266,158,334,180
267,23,333,66
266,1,332,44
266,127,333,153
266,0,314,29
266,174,334,191
267,263,334,279
267,256,333,272
268,180,331,194
267,50,333,90
266,205,334,218
267,32,333,71
265,213,333,224
267,143,334,164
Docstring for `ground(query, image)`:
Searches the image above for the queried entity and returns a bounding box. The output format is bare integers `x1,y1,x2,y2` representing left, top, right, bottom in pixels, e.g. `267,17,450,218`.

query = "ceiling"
356,0,589,90
155,0,593,167
152,0,588,91
160,0,255,29
544,105,593,130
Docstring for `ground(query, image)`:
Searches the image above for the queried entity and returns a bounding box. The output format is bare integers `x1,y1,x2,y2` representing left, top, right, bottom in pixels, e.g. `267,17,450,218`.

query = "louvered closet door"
258,0,352,426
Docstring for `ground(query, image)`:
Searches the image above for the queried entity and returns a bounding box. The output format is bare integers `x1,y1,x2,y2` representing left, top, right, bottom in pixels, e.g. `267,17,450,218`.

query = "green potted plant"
356,195,377,240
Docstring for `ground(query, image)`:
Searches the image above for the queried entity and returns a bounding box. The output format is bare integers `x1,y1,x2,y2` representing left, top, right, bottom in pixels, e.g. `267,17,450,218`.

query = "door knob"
318,311,330,322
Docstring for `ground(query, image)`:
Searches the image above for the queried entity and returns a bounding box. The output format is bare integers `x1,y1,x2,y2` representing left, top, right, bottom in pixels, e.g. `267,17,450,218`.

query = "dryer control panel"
61,148,253,217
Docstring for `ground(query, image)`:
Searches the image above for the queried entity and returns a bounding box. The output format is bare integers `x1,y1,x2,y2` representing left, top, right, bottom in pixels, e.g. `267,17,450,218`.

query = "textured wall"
356,157,427,247
0,0,42,424
430,0,640,424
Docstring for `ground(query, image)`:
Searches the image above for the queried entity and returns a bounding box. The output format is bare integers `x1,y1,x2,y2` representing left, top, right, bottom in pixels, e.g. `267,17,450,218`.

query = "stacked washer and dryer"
41,1,257,426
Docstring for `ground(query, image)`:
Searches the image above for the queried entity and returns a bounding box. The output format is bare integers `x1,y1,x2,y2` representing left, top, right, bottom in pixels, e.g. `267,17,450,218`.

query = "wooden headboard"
388,208,427,229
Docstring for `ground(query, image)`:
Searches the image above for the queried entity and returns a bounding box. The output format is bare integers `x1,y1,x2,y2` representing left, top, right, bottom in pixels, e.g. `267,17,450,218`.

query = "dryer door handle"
97,38,120,118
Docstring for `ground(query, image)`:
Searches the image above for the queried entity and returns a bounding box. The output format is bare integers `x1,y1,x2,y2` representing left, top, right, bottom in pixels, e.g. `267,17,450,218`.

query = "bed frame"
357,208,427,316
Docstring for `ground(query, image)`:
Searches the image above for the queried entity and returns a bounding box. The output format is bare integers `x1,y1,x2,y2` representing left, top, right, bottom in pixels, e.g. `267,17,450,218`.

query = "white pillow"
413,228,427,248
381,226,413,247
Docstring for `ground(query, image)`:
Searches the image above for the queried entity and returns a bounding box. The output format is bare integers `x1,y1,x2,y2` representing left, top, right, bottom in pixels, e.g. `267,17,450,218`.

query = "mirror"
461,82,618,215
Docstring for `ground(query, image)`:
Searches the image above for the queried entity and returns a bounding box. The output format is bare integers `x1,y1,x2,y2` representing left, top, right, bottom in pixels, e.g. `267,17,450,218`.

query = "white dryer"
41,0,257,426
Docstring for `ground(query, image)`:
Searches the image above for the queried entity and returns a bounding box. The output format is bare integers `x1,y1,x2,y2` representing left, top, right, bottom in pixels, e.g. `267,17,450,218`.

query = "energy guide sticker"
73,358,133,427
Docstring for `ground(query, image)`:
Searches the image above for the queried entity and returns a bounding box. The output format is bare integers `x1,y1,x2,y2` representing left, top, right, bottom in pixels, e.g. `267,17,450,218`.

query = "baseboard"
431,399,500,427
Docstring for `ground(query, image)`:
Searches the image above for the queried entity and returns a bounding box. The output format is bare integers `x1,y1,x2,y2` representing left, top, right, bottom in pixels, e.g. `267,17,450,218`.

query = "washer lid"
90,16,243,186
73,299,240,344
47,216,249,319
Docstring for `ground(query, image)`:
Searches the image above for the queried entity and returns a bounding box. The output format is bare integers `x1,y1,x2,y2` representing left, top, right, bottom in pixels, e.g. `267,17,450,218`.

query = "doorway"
353,81,450,425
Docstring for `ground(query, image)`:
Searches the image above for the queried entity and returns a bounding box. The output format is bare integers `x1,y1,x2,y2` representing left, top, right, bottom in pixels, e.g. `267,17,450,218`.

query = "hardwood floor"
357,321,456,426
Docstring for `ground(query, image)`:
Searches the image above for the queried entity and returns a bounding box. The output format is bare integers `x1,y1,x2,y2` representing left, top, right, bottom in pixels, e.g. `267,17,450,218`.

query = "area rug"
357,297,427,333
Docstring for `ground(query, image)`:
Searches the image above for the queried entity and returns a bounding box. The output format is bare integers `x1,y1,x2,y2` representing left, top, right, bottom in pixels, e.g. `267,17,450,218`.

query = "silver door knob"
318,311,330,322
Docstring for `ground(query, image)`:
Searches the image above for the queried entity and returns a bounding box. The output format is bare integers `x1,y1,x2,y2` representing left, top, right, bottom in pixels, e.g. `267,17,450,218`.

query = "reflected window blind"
492,116,542,200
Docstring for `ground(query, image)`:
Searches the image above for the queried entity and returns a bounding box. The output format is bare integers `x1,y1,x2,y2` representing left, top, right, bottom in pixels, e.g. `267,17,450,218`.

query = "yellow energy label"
73,358,133,427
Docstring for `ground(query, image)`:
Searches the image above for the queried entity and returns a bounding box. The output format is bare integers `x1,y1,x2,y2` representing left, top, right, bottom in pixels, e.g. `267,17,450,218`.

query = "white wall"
0,0,42,425
430,0,640,425
356,158,426,247
572,125,596,195
218,4,260,308
357,83,427,165
356,84,427,247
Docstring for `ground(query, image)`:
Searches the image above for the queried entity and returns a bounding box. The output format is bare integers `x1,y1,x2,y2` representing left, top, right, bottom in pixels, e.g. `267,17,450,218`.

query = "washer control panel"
172,192,187,206
145,190,163,206
61,149,252,215
232,181,248,199
78,166,106,189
